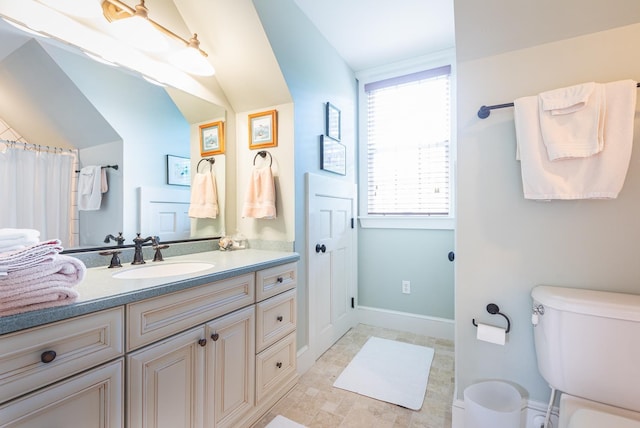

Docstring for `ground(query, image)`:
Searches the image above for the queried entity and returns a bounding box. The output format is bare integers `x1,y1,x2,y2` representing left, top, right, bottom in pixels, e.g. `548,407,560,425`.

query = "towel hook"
253,150,273,167
197,157,215,172
472,303,511,333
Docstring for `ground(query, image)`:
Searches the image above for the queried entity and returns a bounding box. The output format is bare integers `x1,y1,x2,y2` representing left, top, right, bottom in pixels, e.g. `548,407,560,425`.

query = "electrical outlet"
402,280,411,294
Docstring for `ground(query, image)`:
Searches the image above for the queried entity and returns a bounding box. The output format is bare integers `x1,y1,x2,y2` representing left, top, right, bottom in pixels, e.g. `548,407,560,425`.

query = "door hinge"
351,297,355,308
351,218,355,229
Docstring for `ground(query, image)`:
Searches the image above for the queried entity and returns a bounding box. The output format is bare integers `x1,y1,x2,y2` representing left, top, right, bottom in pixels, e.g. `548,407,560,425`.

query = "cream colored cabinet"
128,326,207,428
0,308,125,428
0,358,124,428
205,306,255,428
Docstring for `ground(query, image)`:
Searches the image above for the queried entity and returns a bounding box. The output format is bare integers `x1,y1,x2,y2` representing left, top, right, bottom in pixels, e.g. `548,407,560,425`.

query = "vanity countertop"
0,249,299,335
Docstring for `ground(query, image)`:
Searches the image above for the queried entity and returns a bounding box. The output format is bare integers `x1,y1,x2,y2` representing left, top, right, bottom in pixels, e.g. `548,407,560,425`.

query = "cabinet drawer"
0,358,124,427
255,332,297,405
127,273,254,351
0,307,124,404
256,289,296,353
255,262,296,302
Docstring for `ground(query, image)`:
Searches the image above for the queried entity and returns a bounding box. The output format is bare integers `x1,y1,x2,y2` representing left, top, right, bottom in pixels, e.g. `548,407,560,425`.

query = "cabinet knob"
276,276,283,283
198,339,207,347
40,350,57,364
276,362,283,368
211,333,219,341
276,315,283,322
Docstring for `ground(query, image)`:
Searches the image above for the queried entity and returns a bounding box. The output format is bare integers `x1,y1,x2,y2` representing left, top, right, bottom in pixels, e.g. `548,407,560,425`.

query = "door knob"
315,244,326,253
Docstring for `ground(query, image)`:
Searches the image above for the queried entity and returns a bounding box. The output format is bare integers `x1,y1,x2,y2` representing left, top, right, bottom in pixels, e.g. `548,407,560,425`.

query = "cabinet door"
0,358,123,428
206,306,255,428
128,326,206,428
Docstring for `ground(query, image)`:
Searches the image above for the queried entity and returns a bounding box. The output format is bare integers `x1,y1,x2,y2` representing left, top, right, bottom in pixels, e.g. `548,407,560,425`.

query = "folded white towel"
242,167,276,219
538,82,606,160
514,79,636,199
188,171,219,218
0,286,79,317
78,166,103,211
0,228,40,253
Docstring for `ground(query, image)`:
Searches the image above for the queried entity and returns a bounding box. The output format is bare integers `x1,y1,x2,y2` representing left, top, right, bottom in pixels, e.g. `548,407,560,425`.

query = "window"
359,61,454,229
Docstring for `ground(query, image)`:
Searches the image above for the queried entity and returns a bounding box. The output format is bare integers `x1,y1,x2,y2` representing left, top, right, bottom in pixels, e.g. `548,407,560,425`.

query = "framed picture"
199,121,225,156
166,155,191,186
321,135,346,175
325,102,341,141
249,109,277,149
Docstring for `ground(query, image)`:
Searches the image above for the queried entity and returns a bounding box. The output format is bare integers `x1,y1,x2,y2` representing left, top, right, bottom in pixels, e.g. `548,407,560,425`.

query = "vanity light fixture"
101,0,215,76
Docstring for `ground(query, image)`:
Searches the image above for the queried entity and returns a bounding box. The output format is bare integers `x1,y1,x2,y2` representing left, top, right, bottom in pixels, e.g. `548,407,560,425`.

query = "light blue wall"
253,0,357,349
454,23,640,403
358,228,454,319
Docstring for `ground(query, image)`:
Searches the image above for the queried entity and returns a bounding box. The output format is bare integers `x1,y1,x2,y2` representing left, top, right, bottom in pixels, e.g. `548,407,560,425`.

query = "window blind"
365,66,451,216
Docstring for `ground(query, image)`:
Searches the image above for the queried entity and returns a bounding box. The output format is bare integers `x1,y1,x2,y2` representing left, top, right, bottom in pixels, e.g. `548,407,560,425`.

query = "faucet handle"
99,250,122,268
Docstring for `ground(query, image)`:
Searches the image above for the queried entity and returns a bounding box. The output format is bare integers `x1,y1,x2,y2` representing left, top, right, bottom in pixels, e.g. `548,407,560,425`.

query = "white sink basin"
112,262,214,280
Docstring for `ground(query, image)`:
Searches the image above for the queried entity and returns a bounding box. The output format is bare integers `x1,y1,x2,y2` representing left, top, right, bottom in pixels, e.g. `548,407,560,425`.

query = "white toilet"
531,285,640,428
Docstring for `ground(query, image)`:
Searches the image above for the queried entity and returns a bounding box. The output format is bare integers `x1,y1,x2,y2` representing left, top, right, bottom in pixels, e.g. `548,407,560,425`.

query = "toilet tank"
531,285,640,412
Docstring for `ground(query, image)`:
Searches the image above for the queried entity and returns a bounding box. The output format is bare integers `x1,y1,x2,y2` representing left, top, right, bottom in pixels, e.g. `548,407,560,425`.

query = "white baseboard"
296,344,314,376
357,305,454,340
451,397,559,428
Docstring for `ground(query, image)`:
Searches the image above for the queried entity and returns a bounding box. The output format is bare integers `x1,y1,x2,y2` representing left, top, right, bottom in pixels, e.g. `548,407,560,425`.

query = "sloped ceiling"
455,0,640,61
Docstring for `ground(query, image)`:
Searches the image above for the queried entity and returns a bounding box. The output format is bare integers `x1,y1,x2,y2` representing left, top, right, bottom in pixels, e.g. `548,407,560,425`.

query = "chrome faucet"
132,233,154,265
104,232,125,246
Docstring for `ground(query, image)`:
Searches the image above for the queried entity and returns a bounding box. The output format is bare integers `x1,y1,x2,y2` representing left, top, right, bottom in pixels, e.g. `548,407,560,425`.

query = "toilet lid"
569,409,640,428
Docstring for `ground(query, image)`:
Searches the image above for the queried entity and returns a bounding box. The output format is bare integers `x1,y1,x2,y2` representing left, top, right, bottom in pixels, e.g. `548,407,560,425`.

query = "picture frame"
166,154,191,186
249,109,278,149
325,102,341,141
320,135,346,175
199,121,225,156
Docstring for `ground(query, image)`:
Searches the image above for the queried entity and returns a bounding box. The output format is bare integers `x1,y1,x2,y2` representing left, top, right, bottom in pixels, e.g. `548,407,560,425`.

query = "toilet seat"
568,409,640,428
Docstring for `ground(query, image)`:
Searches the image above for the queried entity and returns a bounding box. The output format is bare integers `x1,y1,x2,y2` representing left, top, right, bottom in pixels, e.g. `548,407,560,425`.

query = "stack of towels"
0,229,86,317
514,79,637,199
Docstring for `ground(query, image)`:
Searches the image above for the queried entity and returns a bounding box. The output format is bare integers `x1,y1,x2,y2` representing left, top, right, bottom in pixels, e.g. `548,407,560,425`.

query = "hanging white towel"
538,82,606,160
514,79,637,200
77,166,103,210
242,167,276,219
188,171,219,218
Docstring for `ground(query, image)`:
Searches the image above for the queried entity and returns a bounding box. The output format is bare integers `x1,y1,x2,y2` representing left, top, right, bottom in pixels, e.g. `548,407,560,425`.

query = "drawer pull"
276,277,283,283
40,350,57,364
198,339,207,347
276,315,283,322
276,362,282,368
211,333,219,341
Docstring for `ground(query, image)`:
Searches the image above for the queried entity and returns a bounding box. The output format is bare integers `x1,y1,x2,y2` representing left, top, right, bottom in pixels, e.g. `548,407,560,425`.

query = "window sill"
358,216,455,230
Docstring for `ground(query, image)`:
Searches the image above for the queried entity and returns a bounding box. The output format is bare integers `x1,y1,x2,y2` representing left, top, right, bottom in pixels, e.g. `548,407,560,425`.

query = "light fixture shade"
170,46,215,76
110,14,168,52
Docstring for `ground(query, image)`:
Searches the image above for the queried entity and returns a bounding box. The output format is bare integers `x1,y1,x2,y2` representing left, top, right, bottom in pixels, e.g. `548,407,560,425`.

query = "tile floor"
253,323,455,428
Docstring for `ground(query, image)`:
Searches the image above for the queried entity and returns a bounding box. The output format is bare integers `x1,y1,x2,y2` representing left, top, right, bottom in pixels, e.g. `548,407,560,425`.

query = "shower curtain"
0,143,76,249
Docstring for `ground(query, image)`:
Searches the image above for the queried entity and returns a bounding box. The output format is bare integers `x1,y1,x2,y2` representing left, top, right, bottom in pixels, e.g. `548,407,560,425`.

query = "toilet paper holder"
472,303,511,333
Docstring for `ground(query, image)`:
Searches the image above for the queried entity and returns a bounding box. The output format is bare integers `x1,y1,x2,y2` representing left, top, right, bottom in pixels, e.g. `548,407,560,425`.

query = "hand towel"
242,167,276,219
514,79,636,199
78,165,103,211
538,82,606,160
101,167,108,193
0,239,64,274
0,287,79,316
188,171,219,218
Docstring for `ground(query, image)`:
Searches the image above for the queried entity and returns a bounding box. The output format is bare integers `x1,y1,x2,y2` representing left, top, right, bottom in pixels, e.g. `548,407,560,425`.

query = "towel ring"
197,157,215,172
253,150,273,167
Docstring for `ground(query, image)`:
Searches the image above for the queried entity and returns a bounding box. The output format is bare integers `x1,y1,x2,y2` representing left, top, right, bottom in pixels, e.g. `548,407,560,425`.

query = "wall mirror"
0,18,226,251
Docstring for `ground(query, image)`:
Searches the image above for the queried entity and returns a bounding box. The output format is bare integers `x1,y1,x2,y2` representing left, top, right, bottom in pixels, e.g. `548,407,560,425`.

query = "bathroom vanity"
0,249,299,428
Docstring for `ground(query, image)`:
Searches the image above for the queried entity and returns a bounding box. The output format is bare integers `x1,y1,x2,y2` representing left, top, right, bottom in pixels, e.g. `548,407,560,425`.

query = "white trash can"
464,381,522,428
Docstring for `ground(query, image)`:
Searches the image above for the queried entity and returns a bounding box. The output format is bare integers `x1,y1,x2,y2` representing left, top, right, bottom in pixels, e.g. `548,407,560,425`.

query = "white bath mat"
265,415,307,428
333,336,434,410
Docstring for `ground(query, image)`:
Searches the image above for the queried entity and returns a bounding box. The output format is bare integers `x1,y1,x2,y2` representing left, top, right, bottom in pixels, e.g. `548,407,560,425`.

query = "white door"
306,173,357,360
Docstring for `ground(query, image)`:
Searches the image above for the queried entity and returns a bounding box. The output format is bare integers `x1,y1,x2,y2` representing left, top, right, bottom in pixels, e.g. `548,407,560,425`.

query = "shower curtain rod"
477,82,640,119
0,138,76,154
